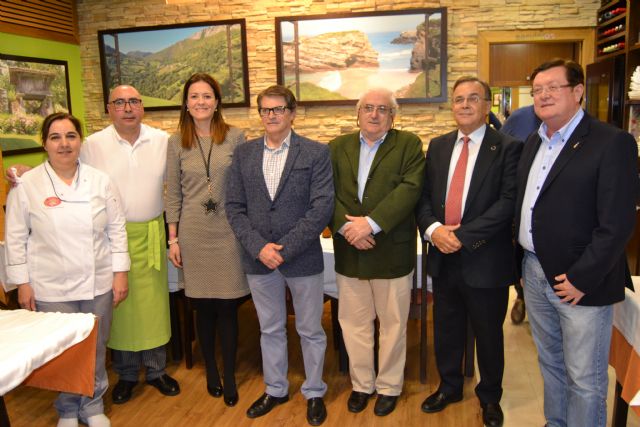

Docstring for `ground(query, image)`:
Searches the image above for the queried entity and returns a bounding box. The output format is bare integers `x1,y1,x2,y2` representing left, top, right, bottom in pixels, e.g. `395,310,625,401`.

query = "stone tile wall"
76,0,598,145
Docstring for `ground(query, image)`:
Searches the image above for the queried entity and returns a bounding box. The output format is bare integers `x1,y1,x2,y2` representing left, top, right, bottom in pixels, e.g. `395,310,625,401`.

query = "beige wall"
76,0,599,145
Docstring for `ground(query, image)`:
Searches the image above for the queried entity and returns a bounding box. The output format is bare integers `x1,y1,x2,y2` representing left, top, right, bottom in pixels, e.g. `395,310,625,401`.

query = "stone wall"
76,0,599,144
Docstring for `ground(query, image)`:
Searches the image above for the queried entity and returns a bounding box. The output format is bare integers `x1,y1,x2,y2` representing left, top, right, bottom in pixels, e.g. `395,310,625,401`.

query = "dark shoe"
421,390,463,413
224,392,239,407
207,384,223,398
307,397,327,426
373,394,398,416
246,393,289,418
510,298,526,324
347,390,375,413
112,380,137,404
146,374,180,396
482,402,504,427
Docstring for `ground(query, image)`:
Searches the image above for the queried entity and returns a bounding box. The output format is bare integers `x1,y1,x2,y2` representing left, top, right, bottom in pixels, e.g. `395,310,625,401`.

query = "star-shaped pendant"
203,198,218,214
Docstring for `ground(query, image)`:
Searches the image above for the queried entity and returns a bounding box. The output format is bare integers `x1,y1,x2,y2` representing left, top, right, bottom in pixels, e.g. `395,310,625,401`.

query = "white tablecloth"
321,237,431,299
0,309,95,396
615,283,640,406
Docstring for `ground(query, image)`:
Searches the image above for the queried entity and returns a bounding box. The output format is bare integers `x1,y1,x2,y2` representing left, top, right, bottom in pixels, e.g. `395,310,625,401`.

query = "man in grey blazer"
226,85,334,426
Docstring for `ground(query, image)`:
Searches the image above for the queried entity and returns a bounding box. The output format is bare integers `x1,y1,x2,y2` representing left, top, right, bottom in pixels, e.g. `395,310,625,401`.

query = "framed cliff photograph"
275,8,447,106
98,19,250,111
0,54,71,155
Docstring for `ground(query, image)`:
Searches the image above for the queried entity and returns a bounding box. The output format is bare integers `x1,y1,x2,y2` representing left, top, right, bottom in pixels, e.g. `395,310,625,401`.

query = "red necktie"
445,136,470,225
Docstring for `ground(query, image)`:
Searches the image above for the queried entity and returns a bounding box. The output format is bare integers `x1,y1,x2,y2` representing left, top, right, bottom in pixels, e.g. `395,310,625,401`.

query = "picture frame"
275,8,447,106
98,19,250,111
0,54,71,155
493,93,502,106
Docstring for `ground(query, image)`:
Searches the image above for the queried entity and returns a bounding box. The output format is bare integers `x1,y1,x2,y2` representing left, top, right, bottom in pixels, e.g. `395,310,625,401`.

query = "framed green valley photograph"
0,54,71,155
98,19,250,111
275,8,447,106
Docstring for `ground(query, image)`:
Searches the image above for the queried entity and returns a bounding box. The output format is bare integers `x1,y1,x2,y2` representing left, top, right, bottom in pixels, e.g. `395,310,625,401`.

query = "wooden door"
489,42,578,86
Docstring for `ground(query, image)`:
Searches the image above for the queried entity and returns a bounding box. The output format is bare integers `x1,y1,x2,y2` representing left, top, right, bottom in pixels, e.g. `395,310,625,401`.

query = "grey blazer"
225,130,334,277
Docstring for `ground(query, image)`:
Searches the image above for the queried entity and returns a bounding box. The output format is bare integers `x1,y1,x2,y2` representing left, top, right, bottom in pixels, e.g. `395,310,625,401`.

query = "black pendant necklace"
195,135,217,215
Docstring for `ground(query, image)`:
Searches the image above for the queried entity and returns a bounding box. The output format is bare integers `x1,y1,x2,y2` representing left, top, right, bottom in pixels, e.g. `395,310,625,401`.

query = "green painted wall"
0,32,85,168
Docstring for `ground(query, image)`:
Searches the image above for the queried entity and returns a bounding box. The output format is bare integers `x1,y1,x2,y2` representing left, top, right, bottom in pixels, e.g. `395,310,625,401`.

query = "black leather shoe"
481,402,504,427
307,397,327,426
207,384,223,398
347,390,375,413
112,380,137,404
224,392,239,407
246,393,289,418
374,394,398,416
146,374,180,396
421,390,463,413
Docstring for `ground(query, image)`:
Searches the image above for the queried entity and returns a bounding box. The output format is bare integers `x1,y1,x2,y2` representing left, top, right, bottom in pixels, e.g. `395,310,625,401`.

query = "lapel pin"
573,141,581,149
490,145,497,151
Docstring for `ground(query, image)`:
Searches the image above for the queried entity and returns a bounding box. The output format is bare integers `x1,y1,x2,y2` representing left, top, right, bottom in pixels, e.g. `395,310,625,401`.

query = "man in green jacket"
329,88,424,417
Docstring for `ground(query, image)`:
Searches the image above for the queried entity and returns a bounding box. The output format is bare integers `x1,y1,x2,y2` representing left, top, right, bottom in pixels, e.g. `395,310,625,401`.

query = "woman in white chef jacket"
4,112,130,427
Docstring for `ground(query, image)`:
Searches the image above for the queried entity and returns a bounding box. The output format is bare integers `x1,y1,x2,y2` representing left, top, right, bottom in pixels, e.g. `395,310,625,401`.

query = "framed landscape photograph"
98,19,250,111
0,54,71,155
275,8,447,106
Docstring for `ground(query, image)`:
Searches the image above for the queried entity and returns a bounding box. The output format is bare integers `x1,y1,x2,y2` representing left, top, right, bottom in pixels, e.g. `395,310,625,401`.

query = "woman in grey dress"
166,73,249,407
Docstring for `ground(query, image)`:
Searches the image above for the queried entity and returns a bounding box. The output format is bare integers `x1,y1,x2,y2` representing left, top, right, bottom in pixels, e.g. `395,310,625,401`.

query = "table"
610,283,640,426
320,236,431,298
0,309,97,427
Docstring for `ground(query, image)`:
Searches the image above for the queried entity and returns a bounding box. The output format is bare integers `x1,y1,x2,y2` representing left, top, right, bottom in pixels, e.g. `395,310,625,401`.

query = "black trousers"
432,254,509,404
192,297,242,396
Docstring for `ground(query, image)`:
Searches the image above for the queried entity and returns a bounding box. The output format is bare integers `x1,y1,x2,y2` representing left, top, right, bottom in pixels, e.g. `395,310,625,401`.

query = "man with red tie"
415,76,522,427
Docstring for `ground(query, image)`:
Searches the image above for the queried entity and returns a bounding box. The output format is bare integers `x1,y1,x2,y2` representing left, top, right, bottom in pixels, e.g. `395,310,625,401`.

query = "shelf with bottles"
598,40,626,56
598,22,625,41
598,3,627,25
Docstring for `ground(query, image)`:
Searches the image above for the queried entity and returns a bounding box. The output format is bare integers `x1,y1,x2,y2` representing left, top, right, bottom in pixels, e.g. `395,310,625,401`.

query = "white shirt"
425,125,486,241
81,124,168,222
4,161,130,301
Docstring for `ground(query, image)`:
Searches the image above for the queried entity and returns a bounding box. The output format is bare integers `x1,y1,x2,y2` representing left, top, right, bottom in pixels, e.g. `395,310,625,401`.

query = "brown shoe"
510,298,525,324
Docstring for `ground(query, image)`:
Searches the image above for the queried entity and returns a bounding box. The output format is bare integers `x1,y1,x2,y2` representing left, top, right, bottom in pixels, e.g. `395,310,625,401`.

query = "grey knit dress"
165,126,249,299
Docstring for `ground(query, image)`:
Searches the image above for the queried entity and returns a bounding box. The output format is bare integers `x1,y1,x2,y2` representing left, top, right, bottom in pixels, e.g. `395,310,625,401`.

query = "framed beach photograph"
98,19,250,111
275,8,447,106
0,54,71,155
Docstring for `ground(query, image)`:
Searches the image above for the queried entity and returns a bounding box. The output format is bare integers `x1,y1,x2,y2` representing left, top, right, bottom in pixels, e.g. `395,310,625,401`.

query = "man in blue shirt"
515,58,637,427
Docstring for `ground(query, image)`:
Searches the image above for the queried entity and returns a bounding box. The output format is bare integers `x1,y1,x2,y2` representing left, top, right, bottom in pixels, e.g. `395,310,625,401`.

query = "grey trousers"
247,270,327,399
36,291,112,420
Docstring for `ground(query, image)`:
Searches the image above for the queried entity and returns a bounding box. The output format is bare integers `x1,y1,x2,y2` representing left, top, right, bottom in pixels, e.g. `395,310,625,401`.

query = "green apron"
108,215,170,351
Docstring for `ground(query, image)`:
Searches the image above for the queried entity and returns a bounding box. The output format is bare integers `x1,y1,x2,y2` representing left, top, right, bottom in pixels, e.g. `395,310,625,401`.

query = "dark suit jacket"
225,130,334,277
329,129,424,279
416,126,522,288
515,112,638,306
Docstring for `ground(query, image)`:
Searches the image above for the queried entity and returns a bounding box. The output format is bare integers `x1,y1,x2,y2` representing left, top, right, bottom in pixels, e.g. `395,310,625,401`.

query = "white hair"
356,88,398,116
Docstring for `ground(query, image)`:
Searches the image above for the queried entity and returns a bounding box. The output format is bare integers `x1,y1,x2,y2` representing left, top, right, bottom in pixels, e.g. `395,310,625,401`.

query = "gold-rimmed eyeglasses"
453,94,490,105
530,84,573,97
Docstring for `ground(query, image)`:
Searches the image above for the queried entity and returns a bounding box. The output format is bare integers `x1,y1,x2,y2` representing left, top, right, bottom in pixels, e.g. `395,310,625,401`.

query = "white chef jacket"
81,124,168,222
4,161,131,302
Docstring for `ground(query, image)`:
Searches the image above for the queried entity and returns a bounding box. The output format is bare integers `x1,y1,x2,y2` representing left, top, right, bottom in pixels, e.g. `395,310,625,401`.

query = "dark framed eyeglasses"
258,106,289,117
109,98,143,111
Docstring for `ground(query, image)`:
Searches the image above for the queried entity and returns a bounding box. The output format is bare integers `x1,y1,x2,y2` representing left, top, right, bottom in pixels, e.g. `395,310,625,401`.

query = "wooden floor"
5,289,640,427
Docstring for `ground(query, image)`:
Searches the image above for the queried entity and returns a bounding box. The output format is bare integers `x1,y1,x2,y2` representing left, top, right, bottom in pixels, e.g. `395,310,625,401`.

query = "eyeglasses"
530,84,573,97
109,98,143,111
360,104,393,115
453,94,490,105
258,106,289,117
